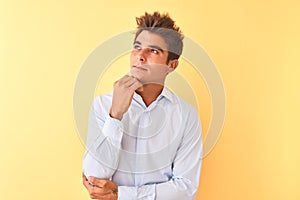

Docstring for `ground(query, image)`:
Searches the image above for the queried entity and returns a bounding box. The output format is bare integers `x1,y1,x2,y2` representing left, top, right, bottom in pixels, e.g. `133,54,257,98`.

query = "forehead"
135,30,168,50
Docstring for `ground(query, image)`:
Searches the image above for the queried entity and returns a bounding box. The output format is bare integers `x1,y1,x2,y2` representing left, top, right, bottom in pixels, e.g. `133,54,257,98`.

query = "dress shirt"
82,87,202,200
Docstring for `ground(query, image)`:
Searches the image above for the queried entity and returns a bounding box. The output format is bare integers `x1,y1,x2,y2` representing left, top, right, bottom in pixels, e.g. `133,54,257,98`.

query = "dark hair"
134,12,184,63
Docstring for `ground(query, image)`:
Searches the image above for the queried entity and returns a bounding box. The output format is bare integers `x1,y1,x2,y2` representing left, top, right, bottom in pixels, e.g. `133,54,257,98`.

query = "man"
82,12,202,200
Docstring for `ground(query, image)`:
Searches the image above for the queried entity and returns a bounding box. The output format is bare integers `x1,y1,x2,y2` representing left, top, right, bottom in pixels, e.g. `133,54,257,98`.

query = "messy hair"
134,12,184,63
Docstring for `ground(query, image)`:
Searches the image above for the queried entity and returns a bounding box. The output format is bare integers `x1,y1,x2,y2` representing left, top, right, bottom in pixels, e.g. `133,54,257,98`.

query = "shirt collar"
133,86,174,104
159,86,174,103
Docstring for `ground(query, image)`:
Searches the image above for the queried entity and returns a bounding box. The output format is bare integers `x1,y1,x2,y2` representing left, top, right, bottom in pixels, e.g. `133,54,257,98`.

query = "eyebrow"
133,41,165,53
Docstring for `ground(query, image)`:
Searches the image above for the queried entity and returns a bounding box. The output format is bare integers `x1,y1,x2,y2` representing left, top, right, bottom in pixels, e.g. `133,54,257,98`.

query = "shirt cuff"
102,114,123,148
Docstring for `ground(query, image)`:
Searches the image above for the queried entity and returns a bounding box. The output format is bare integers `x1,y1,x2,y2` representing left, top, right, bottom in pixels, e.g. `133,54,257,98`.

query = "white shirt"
83,87,202,200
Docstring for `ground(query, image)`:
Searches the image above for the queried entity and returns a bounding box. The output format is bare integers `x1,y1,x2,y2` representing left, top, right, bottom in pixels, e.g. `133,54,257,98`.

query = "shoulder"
90,92,113,113
170,91,200,119
171,93,202,138
93,92,113,104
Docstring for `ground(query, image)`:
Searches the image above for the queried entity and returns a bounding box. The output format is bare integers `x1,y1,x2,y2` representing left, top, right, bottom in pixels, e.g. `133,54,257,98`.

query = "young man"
82,12,202,200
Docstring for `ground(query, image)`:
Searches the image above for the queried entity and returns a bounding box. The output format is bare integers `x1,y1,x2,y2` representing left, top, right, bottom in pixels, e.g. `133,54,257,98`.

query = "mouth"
132,65,148,71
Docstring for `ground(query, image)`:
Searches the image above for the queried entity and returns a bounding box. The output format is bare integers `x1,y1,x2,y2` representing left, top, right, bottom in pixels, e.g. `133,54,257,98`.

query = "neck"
136,83,164,107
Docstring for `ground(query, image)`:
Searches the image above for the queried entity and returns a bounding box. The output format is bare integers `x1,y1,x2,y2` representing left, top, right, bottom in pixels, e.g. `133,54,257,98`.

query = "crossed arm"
82,75,203,199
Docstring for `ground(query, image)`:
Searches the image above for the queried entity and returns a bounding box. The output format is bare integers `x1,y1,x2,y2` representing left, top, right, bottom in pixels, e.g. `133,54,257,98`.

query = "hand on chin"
130,68,146,82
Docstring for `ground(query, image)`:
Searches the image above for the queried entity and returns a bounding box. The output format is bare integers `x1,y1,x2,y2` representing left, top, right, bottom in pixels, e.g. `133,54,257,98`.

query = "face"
130,30,177,84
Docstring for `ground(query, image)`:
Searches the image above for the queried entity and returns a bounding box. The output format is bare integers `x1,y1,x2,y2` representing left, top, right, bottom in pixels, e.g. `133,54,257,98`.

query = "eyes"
151,49,159,54
133,45,159,55
133,45,141,50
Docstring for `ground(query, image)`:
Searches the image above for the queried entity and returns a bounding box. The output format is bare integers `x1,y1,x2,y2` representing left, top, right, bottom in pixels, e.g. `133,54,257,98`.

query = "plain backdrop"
0,0,299,199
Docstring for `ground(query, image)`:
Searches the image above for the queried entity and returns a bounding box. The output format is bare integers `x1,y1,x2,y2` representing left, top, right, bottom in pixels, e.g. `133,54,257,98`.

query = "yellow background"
1,0,299,199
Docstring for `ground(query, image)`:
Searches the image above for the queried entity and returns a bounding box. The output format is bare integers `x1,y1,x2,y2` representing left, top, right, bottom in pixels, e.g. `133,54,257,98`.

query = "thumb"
88,176,96,184
88,177,106,188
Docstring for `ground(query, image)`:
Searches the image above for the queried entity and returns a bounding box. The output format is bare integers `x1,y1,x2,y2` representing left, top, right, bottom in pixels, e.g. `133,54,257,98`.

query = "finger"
82,173,90,189
90,191,113,200
89,185,112,199
129,80,143,91
86,182,112,199
84,176,101,192
83,178,93,192
118,75,132,84
83,179,89,190
113,75,131,86
88,176,96,183
88,177,99,188
83,176,108,199
83,179,93,191
124,77,138,87
88,177,109,188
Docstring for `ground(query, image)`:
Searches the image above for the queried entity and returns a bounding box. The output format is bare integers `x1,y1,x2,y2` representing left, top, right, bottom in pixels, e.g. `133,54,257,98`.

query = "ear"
167,59,179,73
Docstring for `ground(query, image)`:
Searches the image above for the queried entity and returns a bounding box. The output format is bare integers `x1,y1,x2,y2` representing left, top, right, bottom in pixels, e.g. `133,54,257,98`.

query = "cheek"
130,53,134,62
150,65,169,75
157,54,168,64
130,51,138,59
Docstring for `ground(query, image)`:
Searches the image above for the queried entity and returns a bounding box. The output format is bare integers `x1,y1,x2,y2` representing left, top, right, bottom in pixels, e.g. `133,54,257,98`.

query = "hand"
110,75,143,120
82,173,118,200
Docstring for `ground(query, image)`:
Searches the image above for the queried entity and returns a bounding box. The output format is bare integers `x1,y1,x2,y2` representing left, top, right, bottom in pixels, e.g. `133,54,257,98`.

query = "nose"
136,49,146,62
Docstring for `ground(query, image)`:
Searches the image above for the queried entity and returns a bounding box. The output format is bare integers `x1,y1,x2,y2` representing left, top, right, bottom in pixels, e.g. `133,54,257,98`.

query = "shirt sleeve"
117,108,203,200
82,96,123,179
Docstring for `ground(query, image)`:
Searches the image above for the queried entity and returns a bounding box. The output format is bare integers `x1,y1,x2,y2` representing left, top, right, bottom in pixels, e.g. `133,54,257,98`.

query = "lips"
132,65,147,71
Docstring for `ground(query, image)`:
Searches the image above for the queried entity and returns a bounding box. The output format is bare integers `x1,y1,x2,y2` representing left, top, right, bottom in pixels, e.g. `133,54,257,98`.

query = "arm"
82,95,124,179
83,75,143,179
118,108,203,200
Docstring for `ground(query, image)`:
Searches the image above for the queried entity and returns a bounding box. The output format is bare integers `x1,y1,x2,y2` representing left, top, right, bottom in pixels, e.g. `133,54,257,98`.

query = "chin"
135,75,147,83
131,69,145,79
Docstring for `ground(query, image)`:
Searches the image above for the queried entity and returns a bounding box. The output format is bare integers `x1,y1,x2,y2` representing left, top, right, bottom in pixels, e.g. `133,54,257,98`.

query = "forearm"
83,102,124,179
82,137,121,179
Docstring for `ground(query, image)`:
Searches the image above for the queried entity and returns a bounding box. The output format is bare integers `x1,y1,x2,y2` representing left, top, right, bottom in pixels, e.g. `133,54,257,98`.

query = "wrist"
109,108,123,120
